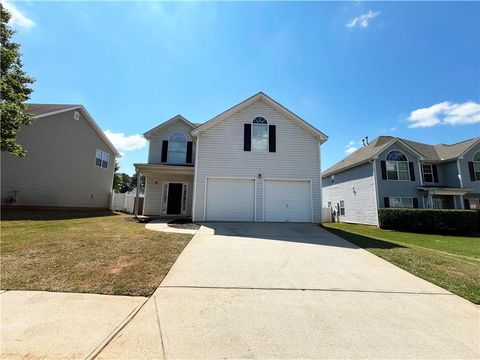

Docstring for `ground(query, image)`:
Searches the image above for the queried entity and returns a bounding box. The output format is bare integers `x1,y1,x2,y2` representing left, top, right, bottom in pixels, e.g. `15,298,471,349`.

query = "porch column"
428,193,433,209
459,195,465,209
134,168,140,218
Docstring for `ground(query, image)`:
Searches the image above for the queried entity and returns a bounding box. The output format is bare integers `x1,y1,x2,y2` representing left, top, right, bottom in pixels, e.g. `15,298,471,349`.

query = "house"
1,104,120,208
322,136,480,225
134,92,328,222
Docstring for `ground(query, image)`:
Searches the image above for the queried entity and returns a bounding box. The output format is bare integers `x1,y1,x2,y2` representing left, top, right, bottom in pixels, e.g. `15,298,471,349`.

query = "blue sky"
4,1,480,175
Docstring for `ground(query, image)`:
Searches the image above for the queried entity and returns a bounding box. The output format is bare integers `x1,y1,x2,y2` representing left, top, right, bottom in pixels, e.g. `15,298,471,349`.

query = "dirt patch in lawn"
168,219,201,230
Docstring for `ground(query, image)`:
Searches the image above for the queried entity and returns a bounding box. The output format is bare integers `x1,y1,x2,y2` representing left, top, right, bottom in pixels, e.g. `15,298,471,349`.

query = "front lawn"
323,223,480,304
1,210,192,296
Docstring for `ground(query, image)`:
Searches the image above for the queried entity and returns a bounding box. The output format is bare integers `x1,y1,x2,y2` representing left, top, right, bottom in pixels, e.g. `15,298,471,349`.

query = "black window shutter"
161,140,168,162
244,124,251,151
381,161,387,180
432,164,439,183
409,162,415,181
464,198,470,210
468,162,476,181
268,125,276,152
413,198,419,208
186,141,193,163
384,197,390,208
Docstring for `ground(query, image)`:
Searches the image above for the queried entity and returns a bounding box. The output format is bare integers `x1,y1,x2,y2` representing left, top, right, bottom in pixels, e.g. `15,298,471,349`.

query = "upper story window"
473,151,480,181
422,164,434,183
168,132,187,164
252,117,268,151
95,150,109,169
386,150,409,181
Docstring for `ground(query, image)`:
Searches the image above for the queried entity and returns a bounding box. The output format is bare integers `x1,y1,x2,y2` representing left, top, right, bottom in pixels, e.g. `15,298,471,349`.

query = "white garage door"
264,180,311,222
206,178,255,221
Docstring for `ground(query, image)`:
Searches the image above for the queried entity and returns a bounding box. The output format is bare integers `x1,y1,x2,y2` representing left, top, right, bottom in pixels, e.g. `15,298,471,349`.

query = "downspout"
134,168,140,218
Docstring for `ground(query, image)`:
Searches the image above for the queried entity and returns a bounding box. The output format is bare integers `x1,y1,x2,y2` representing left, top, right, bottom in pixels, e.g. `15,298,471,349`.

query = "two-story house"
134,92,328,222
322,136,480,225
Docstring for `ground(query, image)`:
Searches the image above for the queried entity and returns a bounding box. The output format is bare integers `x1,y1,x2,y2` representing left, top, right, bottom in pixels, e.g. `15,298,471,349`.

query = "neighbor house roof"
27,103,121,157
191,92,328,142
322,136,480,178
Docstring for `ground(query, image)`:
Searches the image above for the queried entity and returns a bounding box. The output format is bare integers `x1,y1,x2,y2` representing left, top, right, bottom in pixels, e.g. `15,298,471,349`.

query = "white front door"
205,178,255,221
264,180,311,222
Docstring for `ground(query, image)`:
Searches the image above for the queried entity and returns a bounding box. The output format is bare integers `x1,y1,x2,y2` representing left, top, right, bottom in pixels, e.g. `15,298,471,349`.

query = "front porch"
418,186,471,209
134,164,194,217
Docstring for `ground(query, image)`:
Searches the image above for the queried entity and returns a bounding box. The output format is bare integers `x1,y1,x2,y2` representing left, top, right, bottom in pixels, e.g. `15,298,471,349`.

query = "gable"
144,115,196,140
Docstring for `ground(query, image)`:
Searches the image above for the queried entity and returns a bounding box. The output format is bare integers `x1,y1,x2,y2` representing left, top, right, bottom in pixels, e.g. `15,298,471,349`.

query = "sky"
4,0,480,175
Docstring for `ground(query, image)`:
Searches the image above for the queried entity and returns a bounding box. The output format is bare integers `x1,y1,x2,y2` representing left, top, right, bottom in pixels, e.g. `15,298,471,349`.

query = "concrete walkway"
1,290,146,359
145,219,198,234
99,223,479,359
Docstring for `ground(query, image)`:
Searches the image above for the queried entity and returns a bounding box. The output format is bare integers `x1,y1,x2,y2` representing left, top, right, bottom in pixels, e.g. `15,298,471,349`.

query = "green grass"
323,223,480,304
1,210,192,296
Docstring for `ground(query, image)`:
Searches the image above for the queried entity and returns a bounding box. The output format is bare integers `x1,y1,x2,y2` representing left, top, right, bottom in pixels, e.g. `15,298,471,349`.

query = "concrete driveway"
100,223,479,359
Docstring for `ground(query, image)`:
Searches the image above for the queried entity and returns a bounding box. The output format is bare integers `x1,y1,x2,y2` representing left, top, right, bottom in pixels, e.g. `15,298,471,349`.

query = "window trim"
339,200,345,216
95,149,109,169
385,149,410,181
473,151,480,181
251,116,269,152
422,163,434,183
389,196,414,208
167,132,187,164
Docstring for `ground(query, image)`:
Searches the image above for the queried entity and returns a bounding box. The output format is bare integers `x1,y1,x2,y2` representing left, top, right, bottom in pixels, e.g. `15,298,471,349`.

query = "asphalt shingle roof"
322,136,480,178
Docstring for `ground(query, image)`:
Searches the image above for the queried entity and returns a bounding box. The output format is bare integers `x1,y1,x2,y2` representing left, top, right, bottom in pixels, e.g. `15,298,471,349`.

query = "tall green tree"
1,5,35,157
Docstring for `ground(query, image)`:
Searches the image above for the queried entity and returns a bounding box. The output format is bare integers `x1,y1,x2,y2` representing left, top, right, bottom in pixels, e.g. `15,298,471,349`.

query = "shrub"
378,208,479,235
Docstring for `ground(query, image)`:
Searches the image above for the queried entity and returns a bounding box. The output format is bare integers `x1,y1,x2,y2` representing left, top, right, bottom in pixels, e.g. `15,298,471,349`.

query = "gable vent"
73,111,80,121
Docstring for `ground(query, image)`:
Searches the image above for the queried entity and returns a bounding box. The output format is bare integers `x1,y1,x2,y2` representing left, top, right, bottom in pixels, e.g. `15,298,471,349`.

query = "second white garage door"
264,180,311,222
205,178,255,221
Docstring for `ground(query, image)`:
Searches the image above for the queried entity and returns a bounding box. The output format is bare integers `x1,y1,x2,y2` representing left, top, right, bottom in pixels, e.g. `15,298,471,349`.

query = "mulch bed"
168,218,201,230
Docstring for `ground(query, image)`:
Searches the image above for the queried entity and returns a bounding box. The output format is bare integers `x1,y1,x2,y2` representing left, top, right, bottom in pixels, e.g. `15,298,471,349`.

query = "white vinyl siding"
193,99,322,222
264,180,311,222
205,178,255,221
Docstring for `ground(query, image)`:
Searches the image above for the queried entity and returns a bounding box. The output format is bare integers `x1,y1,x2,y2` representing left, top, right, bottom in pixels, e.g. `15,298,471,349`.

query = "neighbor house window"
422,164,434,183
168,132,187,164
95,150,109,169
386,150,409,180
389,197,413,208
339,200,345,215
474,151,480,181
252,117,268,151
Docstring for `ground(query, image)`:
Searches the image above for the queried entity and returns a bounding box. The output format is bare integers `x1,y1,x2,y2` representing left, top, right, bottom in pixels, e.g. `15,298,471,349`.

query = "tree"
0,5,36,157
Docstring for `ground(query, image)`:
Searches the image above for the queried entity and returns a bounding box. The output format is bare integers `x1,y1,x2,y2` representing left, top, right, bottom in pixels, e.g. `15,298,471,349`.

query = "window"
327,201,332,208
339,200,345,215
252,117,268,151
474,151,480,181
389,197,413,208
422,164,434,183
168,132,187,164
95,150,109,169
386,150,409,180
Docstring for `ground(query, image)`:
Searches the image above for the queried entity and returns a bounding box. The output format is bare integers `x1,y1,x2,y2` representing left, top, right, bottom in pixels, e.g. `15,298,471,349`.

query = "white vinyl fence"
322,207,332,223
110,192,143,214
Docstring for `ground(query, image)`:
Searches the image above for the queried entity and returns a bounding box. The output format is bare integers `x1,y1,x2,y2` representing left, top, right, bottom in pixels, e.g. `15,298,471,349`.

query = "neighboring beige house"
135,92,328,222
1,104,120,208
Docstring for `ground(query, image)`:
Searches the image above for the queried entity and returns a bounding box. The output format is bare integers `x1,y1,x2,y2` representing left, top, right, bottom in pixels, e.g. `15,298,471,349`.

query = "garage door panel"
206,179,255,221
264,180,311,222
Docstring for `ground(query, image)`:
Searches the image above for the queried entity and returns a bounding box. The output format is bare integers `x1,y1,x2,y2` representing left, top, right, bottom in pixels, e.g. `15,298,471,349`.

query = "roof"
322,136,480,178
191,92,328,142
26,103,121,157
143,115,197,139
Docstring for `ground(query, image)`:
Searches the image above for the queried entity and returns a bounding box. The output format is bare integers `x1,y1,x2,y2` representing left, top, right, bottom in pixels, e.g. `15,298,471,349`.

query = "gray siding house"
322,136,480,225
1,104,120,208
135,92,328,222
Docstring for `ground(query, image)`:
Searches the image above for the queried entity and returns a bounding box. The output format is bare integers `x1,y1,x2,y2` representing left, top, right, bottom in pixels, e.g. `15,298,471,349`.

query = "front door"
167,183,183,215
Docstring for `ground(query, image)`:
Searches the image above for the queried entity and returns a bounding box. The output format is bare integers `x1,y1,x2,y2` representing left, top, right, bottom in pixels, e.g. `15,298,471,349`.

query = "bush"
378,208,479,235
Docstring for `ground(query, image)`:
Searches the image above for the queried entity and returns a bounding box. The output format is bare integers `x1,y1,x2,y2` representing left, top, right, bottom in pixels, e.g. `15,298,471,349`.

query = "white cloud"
1,0,35,29
346,10,379,29
104,130,147,151
407,101,480,128
344,140,361,154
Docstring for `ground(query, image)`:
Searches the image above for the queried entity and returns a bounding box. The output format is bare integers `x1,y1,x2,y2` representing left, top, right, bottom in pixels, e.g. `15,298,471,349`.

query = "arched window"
473,151,480,181
168,132,187,164
252,116,268,151
386,150,409,180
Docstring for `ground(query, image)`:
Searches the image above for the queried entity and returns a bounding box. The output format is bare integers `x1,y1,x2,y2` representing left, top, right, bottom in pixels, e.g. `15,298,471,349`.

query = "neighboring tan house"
134,92,328,222
322,136,480,225
1,104,120,208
